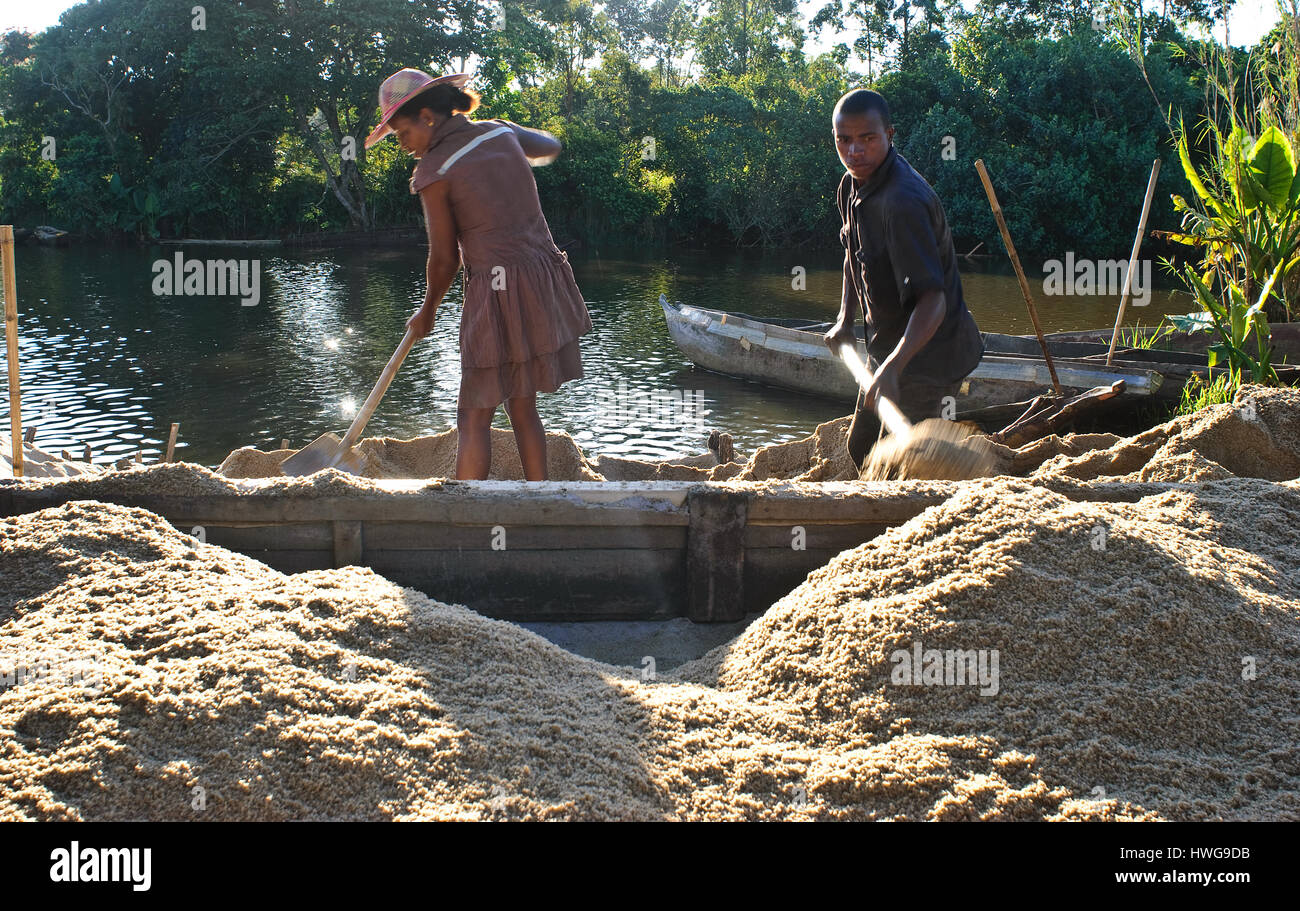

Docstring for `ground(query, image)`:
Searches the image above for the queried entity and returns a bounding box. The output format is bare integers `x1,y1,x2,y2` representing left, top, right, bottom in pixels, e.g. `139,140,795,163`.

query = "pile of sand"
712,384,1300,485
1027,385,1300,484
679,475,1300,820
220,427,607,481
589,451,719,482
2,498,1157,821
5,461,430,499
7,465,1300,818
713,416,858,482
0,435,102,480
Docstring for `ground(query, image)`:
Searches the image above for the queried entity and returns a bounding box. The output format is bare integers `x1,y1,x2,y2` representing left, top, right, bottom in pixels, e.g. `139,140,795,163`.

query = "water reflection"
1,243,1191,467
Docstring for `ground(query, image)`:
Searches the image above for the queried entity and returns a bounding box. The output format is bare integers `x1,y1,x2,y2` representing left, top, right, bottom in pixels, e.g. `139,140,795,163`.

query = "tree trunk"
742,0,749,76
297,112,373,229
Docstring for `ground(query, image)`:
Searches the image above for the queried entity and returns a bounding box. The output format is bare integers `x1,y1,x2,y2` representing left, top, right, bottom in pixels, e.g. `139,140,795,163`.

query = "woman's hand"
406,303,436,340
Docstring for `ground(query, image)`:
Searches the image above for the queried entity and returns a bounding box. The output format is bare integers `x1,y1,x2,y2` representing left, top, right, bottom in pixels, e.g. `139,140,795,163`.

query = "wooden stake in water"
1,226,21,478
165,423,179,462
1107,159,1161,365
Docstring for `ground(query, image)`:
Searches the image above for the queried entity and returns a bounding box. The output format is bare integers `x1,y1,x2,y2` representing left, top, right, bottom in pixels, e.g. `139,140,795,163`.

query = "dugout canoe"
659,296,1168,411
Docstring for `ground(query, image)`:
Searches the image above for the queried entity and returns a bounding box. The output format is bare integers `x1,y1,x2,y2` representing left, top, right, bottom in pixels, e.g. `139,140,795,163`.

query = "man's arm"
883,289,946,371
825,177,859,352
862,199,947,408
825,251,859,351
862,288,945,410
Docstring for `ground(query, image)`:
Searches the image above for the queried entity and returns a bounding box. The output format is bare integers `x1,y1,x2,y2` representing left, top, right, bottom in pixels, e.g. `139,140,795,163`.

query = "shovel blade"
280,432,369,477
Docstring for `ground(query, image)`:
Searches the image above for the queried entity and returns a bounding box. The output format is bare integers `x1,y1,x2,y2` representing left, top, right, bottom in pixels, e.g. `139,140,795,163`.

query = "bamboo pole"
2,226,21,478
165,423,179,462
974,161,1063,396
1107,159,1162,365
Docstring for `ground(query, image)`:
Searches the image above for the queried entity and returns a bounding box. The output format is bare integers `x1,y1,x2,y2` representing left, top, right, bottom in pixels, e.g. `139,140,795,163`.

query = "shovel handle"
837,341,913,438
340,326,420,450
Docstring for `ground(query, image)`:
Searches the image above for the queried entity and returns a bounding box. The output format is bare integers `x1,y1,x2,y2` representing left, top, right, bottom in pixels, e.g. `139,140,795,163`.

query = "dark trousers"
846,372,962,473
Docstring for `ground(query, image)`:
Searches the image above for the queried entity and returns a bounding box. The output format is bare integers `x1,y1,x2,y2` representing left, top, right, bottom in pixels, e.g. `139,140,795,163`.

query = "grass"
1176,371,1237,417
1117,320,1177,351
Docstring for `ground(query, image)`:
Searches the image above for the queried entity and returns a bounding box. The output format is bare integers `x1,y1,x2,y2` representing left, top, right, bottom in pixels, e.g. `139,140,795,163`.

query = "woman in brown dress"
364,68,593,480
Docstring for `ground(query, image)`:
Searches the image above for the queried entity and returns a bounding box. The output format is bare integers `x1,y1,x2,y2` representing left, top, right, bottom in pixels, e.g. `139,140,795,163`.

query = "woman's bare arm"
421,180,459,301
407,180,459,338
503,121,562,166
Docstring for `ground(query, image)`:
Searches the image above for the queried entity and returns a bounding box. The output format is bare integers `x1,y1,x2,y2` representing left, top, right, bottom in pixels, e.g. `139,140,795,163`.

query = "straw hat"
364,68,471,149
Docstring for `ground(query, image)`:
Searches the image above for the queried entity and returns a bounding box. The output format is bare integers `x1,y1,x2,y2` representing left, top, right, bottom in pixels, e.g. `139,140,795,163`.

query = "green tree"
695,0,802,79
267,0,480,229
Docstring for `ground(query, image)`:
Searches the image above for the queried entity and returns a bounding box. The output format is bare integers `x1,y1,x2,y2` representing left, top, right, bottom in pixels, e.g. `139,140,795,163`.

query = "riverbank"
2,386,1298,819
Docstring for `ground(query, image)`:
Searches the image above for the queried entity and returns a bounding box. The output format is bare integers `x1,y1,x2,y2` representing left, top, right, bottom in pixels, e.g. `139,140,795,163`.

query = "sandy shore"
1,386,1298,819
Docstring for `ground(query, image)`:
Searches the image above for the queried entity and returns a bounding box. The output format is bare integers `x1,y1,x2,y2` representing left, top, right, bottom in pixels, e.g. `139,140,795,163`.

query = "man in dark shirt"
823,89,984,473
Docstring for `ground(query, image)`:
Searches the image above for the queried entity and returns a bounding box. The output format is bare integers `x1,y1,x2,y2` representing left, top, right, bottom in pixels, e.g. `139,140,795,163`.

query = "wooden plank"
744,551,849,614
367,548,686,621
976,356,1161,396
165,423,179,463
686,488,748,622
743,522,889,550
333,520,363,567
2,226,20,480
363,521,685,551
1,480,939,527
184,522,333,550
235,550,334,574
0,489,691,525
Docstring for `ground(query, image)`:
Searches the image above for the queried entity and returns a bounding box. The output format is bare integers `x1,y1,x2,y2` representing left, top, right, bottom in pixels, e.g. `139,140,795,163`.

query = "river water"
1,243,1187,466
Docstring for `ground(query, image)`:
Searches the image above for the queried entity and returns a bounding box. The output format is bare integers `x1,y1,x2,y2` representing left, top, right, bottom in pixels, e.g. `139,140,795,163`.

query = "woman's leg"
503,393,548,481
456,403,496,480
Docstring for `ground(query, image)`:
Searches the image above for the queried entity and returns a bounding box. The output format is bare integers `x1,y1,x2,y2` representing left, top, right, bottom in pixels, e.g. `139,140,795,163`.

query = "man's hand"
862,357,902,413
406,303,436,340
824,319,856,353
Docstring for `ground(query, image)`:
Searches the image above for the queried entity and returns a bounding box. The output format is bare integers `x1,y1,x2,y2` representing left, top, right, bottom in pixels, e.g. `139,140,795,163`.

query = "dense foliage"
0,0,1268,257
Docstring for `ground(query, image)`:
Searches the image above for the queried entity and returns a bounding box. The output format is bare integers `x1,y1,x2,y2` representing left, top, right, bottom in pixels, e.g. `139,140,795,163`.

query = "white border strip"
437,125,513,175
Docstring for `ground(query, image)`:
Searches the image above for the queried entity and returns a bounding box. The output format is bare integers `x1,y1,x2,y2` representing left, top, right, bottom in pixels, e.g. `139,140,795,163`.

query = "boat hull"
660,296,1164,410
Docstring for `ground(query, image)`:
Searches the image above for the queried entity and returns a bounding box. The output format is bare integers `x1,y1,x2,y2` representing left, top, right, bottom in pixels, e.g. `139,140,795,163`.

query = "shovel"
281,326,420,477
837,340,995,481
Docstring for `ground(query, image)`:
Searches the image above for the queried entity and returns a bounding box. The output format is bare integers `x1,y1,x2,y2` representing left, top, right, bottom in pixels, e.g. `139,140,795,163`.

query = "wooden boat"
659,296,1171,412
1047,321,1300,362
0,476,967,623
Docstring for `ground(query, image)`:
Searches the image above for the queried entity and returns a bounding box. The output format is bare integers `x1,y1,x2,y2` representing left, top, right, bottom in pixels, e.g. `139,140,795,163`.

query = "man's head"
833,89,894,184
